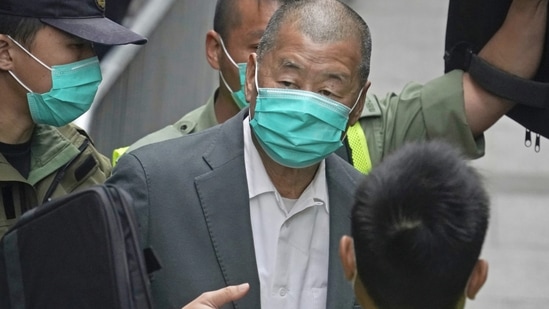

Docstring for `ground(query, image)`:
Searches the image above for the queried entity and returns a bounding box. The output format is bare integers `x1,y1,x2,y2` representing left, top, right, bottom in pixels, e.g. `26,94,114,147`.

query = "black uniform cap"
0,0,147,45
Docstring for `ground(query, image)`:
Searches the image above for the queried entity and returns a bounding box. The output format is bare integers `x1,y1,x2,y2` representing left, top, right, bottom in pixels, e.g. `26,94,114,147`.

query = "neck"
214,86,240,124
355,278,379,309
0,77,35,144
252,133,318,199
355,279,468,309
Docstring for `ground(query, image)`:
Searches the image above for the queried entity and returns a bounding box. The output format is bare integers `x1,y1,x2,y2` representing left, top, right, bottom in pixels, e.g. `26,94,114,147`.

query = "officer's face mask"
218,36,248,109
250,59,363,168
7,36,102,127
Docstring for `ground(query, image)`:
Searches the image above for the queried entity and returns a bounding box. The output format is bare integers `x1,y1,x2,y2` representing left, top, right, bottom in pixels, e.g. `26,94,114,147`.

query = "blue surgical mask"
8,36,102,127
218,37,248,109
250,60,363,168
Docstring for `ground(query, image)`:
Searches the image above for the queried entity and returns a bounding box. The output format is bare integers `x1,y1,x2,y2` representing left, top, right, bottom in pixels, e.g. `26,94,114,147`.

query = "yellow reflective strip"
112,146,129,166
346,122,372,174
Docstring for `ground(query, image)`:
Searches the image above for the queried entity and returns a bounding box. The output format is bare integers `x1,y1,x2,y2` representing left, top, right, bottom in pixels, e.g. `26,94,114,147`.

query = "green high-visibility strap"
112,146,129,166
347,122,372,174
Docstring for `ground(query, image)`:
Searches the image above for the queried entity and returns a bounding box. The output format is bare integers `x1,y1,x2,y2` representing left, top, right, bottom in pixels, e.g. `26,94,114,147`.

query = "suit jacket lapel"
195,110,261,309
326,155,362,309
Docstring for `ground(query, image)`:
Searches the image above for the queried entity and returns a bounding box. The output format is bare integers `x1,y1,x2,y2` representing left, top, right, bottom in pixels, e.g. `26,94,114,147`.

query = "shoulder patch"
361,96,382,118
95,0,106,11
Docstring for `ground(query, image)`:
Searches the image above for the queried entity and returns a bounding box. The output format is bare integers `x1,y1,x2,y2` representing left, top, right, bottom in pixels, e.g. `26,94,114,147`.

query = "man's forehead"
271,25,362,63
37,25,89,43
226,0,278,43
234,0,280,18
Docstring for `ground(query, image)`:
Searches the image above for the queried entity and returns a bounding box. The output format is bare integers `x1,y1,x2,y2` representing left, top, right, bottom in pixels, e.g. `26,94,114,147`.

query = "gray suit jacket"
107,109,364,309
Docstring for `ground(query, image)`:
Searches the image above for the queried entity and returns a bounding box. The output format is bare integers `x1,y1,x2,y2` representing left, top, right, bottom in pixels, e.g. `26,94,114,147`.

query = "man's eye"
280,81,294,88
319,90,333,97
71,43,90,49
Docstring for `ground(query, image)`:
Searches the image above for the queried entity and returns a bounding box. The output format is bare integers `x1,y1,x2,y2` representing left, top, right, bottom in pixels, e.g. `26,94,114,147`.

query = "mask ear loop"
219,69,236,94
7,35,52,71
349,87,364,115
218,35,240,93
254,56,260,93
7,36,52,93
7,71,33,93
341,87,364,141
218,35,239,69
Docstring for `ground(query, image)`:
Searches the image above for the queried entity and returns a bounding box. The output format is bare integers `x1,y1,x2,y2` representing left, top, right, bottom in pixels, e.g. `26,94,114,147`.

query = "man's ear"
466,259,488,300
244,53,257,110
339,235,357,281
205,30,222,70
348,81,371,126
0,34,14,71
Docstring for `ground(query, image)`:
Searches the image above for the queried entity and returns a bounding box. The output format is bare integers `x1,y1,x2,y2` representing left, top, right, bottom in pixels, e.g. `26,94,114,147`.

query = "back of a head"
352,141,490,309
256,0,372,84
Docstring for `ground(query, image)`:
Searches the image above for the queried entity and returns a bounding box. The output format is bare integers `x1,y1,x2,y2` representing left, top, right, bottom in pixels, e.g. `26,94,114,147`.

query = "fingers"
206,283,250,306
182,283,250,309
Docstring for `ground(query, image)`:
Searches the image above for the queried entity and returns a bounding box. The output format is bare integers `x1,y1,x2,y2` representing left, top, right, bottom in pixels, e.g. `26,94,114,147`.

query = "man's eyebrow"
323,71,348,83
279,59,302,70
246,29,265,40
65,33,88,44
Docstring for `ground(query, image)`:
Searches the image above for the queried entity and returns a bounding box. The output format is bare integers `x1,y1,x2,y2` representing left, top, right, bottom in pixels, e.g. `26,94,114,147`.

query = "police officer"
0,0,147,237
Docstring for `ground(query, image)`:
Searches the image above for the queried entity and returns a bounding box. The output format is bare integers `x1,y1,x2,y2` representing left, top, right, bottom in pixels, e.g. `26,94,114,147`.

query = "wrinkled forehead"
264,23,363,76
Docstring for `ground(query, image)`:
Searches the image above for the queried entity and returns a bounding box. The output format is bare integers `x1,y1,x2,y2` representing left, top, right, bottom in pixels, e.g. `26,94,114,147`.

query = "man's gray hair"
257,0,372,85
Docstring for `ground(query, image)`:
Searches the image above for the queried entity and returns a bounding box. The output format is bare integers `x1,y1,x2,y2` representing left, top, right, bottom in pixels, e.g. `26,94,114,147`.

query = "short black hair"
213,0,292,46
0,15,44,48
213,0,241,43
352,141,490,309
257,0,372,85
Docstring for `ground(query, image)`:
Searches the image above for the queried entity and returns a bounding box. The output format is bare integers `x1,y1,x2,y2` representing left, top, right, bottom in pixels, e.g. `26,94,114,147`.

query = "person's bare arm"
464,0,548,136
181,283,250,309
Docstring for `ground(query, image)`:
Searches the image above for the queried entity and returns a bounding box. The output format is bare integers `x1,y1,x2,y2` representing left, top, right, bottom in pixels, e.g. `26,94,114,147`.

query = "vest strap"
347,122,372,174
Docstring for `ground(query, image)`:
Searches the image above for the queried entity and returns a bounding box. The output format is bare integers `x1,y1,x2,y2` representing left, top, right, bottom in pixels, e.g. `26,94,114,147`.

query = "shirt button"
279,288,287,297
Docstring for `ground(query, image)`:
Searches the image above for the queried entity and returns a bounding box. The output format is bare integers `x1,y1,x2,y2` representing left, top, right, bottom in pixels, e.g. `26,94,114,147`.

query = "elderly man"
107,0,547,308
109,1,366,308
339,141,490,309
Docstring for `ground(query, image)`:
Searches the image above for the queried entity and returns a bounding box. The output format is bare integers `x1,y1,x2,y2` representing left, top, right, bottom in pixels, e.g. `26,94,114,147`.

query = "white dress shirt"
243,116,330,309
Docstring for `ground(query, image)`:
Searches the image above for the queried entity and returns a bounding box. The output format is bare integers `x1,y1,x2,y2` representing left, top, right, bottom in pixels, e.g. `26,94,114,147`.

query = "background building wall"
86,0,216,155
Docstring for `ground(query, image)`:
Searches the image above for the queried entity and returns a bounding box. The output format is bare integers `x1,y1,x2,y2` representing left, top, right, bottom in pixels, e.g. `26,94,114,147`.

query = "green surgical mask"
250,60,363,168
8,36,102,127
218,37,248,109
